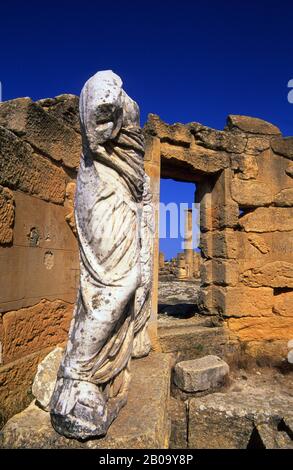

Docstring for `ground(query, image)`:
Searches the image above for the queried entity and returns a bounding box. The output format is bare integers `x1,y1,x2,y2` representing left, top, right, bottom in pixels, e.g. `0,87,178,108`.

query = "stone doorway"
158,178,201,320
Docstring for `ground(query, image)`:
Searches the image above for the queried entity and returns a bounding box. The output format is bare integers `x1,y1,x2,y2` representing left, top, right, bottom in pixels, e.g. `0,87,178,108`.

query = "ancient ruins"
0,71,292,448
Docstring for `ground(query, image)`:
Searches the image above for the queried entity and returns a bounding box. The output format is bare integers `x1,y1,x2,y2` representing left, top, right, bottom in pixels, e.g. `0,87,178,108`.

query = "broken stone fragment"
32,346,64,411
271,136,293,160
174,355,229,392
226,115,281,136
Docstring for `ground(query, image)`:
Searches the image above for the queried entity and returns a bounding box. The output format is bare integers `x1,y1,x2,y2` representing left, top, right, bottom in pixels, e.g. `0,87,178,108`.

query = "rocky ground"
158,279,200,318
170,364,293,449
158,280,293,448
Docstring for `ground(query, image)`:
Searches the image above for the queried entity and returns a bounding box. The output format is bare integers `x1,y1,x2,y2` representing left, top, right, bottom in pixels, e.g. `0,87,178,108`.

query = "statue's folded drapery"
50,71,154,439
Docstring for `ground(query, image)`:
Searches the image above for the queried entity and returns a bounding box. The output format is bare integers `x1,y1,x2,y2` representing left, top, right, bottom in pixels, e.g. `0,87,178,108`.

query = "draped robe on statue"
50,71,154,439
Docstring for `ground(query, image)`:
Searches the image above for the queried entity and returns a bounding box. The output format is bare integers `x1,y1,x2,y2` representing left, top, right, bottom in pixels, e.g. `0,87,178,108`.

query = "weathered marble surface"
50,70,154,439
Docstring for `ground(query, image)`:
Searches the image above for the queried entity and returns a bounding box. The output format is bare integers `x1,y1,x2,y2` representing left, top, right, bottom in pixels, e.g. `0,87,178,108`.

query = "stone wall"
0,95,80,426
145,114,293,362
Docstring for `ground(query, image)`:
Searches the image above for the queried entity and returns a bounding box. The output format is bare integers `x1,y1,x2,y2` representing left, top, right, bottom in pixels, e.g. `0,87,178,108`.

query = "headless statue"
50,70,154,439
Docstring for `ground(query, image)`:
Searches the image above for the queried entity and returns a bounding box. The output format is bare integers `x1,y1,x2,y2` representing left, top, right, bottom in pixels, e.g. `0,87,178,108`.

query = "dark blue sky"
1,0,293,258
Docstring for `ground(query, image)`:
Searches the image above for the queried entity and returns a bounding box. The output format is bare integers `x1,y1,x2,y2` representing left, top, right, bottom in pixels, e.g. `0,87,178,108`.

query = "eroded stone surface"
174,355,229,392
188,383,293,449
37,94,81,134
271,137,293,160
214,285,273,317
227,316,293,341
226,115,281,135
273,291,293,316
0,126,66,204
0,98,81,169
0,186,14,244
2,300,72,363
240,261,293,288
240,207,293,232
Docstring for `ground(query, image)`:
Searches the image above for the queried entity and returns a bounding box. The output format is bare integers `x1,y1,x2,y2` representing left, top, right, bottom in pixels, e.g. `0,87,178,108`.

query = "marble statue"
50,70,154,439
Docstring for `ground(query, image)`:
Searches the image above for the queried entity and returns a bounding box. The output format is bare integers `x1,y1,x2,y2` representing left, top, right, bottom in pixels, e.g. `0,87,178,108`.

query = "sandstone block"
200,230,238,260
200,259,238,286
213,230,238,259
12,190,78,251
197,287,214,314
243,340,290,364
227,316,293,341
0,186,14,244
189,124,247,153
273,188,293,206
212,259,239,286
240,261,293,288
144,114,192,146
199,232,212,258
200,260,212,285
214,286,273,317
247,234,270,254
0,98,81,169
231,177,273,206
160,142,229,174
212,202,239,229
32,347,64,411
273,291,293,316
0,347,53,427
2,300,73,363
245,136,270,155
0,244,79,314
37,94,80,133
230,153,258,179
226,115,281,135
271,137,293,160
0,126,66,204
174,355,229,392
239,207,293,232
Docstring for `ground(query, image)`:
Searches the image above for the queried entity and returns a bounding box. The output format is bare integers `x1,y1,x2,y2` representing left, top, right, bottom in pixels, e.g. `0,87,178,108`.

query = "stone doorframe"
143,114,237,347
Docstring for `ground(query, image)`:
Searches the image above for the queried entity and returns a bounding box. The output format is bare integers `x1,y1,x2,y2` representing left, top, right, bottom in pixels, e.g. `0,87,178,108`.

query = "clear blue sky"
1,0,293,258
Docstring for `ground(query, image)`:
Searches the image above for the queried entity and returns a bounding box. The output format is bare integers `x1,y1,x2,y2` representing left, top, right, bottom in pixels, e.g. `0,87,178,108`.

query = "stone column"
184,209,194,279
159,251,165,270
176,252,187,279
144,135,161,351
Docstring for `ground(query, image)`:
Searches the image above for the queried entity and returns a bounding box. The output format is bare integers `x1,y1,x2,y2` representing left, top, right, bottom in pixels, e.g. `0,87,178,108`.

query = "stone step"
188,388,293,449
158,315,215,330
158,320,229,359
0,353,171,449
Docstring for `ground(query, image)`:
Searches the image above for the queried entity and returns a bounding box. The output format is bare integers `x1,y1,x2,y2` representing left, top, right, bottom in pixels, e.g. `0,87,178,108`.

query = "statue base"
0,353,171,449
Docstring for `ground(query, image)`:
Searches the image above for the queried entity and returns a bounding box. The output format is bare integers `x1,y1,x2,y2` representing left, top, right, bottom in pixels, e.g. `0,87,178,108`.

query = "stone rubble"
174,355,229,392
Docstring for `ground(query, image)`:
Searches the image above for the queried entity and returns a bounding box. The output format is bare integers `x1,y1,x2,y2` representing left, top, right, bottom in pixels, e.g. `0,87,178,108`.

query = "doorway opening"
158,178,201,319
